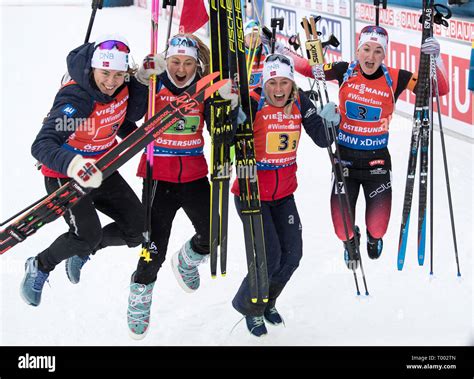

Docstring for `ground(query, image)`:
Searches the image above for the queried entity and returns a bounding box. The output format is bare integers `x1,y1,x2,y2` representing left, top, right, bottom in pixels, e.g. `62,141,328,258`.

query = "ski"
208,0,233,278
0,72,226,255
417,1,436,266
227,0,269,304
397,0,434,270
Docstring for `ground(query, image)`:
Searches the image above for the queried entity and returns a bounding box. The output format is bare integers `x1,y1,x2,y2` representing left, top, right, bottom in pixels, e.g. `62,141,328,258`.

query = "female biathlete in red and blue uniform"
22,34,154,307
231,54,339,337
126,34,238,340
271,25,449,267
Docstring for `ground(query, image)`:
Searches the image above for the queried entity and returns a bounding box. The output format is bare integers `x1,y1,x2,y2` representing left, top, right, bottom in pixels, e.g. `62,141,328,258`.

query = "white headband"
262,55,295,85
166,44,198,60
358,31,388,54
91,50,129,71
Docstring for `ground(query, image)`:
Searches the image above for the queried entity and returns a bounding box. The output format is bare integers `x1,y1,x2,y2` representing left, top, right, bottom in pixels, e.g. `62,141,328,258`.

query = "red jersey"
232,93,303,201
136,86,208,183
41,81,129,178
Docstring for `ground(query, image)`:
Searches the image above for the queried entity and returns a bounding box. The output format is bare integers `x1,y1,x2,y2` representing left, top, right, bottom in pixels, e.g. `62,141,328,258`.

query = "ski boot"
127,273,155,340
20,257,50,307
367,231,383,259
245,315,268,337
264,306,284,326
343,226,361,270
65,255,90,284
171,239,207,293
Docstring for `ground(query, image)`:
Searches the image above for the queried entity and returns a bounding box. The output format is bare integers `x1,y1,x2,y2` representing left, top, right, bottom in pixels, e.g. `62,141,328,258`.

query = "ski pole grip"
92,0,103,9
162,0,177,8
305,39,325,65
302,17,325,66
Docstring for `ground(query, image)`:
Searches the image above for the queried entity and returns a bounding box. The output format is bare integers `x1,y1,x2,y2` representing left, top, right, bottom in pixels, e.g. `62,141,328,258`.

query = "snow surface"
0,4,472,346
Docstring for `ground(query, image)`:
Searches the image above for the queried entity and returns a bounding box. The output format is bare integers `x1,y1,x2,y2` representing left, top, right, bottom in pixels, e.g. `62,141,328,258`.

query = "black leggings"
134,177,211,285
330,147,392,241
38,172,144,272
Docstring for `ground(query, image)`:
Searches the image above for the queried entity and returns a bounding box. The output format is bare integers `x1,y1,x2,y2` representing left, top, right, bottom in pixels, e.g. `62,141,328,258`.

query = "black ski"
209,0,233,278
0,73,226,255
397,0,434,270
226,0,269,304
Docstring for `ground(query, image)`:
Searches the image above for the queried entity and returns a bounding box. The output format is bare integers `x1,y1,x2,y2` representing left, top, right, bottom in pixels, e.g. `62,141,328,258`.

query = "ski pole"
84,0,104,44
429,59,434,275
431,55,461,277
140,0,160,264
270,17,284,54
162,0,176,42
373,0,388,27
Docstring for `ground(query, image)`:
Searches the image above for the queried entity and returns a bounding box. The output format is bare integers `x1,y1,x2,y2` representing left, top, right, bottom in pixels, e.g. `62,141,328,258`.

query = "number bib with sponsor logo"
253,101,302,170
338,63,398,150
151,87,205,156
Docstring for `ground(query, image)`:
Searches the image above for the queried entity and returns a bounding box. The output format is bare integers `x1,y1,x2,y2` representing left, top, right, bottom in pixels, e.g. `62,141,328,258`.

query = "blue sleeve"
125,76,148,122
299,90,332,148
31,84,93,175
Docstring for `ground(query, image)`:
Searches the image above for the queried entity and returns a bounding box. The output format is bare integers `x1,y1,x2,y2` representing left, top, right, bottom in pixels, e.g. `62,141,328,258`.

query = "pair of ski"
208,0,269,304
397,0,460,276
302,16,369,296
0,73,227,255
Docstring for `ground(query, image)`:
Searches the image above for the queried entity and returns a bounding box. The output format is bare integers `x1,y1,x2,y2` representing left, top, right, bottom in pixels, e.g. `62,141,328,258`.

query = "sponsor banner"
356,2,473,44
266,3,350,61
267,0,351,18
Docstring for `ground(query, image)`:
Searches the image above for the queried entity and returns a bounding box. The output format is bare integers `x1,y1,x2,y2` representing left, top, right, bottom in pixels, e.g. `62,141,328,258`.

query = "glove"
218,80,239,109
136,53,167,86
319,101,340,126
311,64,325,80
259,31,285,54
236,107,247,124
420,37,440,58
67,155,103,189
260,30,271,49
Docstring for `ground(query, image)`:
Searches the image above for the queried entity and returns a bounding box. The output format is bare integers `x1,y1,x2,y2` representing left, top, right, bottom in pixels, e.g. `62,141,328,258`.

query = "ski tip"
204,79,231,99
251,298,258,304
397,260,404,271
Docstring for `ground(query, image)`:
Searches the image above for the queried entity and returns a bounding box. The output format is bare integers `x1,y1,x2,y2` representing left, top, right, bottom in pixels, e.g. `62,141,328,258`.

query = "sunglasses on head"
361,25,388,36
168,36,199,48
96,40,130,53
265,54,292,66
246,20,260,29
